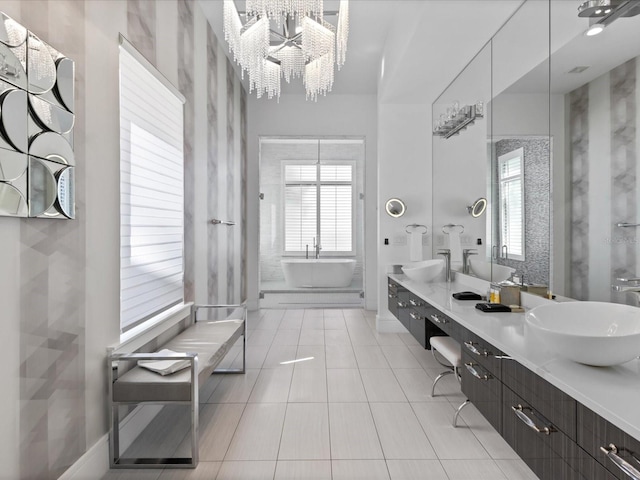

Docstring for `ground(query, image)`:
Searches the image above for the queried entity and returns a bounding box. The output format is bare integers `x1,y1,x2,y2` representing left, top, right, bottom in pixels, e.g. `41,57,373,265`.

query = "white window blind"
283,162,354,254
119,41,185,332
498,148,524,261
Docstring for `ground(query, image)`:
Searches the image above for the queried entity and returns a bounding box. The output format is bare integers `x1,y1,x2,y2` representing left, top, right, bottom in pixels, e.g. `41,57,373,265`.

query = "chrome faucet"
462,248,478,274
313,237,321,259
612,277,640,293
611,278,640,292
437,249,452,282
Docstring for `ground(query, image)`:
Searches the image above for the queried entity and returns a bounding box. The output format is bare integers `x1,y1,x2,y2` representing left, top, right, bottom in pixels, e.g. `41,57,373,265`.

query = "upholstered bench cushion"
112,319,244,403
429,336,462,367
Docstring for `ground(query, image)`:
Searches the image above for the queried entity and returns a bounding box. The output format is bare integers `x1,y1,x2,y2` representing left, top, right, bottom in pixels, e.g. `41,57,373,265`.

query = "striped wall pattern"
569,57,639,303
6,1,248,478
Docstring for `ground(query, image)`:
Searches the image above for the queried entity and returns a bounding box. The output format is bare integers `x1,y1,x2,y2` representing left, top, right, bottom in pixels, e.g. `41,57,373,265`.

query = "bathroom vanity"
388,274,640,480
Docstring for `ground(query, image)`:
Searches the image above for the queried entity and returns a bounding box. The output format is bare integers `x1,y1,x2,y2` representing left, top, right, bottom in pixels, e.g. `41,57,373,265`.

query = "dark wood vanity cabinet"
577,403,640,480
387,278,640,480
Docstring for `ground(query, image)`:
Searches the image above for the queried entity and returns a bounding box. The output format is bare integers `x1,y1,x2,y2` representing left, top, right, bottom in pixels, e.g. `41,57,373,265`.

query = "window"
119,37,186,332
498,148,525,261
283,162,354,254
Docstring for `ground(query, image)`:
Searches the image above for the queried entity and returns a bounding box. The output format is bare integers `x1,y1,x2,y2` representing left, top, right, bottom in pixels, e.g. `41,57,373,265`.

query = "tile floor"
103,309,539,480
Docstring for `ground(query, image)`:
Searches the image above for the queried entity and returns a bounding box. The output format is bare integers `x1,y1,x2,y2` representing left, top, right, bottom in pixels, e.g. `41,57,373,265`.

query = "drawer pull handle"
600,444,640,480
388,293,397,299
511,405,556,435
464,341,492,357
409,312,423,321
409,299,423,307
430,314,448,324
464,362,492,381
397,301,408,308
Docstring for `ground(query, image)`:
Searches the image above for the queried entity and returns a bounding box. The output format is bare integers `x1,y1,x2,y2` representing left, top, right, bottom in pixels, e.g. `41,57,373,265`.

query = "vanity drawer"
407,306,446,349
423,303,462,340
503,386,582,479
460,330,503,378
461,350,502,432
577,403,640,480
502,360,576,440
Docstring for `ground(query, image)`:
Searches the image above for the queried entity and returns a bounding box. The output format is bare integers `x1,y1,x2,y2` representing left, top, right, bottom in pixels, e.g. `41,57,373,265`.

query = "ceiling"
200,0,523,104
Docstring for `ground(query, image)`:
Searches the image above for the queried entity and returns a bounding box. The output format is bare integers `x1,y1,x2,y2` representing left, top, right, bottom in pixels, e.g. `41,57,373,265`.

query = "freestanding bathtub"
281,258,356,288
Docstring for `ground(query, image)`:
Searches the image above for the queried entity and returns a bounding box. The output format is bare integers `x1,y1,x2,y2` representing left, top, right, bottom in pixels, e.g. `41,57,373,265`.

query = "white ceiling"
199,0,523,103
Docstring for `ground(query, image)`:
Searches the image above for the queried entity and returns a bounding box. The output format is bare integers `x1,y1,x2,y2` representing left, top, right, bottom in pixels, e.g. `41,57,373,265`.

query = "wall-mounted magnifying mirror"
385,198,406,218
467,197,487,218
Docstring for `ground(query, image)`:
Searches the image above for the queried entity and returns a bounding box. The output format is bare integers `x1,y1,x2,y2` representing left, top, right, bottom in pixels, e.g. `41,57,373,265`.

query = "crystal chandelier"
223,0,349,101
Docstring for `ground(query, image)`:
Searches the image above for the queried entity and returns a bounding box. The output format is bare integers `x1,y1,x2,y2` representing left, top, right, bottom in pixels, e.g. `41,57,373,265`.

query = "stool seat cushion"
429,336,462,367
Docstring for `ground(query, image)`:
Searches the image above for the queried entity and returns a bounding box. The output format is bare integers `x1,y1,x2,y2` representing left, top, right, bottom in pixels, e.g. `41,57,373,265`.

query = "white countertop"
389,273,640,441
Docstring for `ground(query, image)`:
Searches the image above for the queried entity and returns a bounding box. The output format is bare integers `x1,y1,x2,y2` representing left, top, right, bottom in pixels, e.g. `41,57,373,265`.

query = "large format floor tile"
102,308,537,480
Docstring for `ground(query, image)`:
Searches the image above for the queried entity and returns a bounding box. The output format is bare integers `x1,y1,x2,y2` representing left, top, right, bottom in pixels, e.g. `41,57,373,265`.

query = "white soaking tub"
281,258,356,288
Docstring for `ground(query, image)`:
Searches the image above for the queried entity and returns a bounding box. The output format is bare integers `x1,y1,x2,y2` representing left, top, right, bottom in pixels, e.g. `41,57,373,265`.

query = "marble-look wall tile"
126,0,156,65
569,84,590,300
610,58,637,289
495,138,550,285
241,88,248,301
207,25,219,303
178,0,195,302
226,59,236,302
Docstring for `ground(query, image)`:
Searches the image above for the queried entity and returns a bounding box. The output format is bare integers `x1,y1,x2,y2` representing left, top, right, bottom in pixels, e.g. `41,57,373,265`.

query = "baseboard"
58,434,109,480
58,404,162,480
376,314,408,333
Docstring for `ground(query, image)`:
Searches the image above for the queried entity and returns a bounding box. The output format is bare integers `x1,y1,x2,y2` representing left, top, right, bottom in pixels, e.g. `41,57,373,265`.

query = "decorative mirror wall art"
0,12,75,219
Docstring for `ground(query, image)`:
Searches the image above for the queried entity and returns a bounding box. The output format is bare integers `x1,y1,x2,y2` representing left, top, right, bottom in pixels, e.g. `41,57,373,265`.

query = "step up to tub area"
107,304,246,468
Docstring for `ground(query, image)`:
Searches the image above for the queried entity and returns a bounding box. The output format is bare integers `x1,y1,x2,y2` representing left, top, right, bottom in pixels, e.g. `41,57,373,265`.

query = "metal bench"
107,304,246,468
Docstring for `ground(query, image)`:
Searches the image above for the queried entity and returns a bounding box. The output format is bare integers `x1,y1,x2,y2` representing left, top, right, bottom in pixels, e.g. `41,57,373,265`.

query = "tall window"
498,148,525,261
284,162,354,255
119,37,185,332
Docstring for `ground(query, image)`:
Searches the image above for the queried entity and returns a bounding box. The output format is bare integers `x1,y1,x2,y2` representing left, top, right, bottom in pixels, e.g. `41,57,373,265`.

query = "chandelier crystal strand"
271,46,305,83
304,51,334,101
240,17,271,96
261,59,281,99
223,0,243,66
336,0,349,69
301,17,335,60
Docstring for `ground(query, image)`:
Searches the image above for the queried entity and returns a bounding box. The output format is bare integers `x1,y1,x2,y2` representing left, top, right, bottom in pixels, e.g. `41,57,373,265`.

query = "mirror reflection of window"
498,147,525,261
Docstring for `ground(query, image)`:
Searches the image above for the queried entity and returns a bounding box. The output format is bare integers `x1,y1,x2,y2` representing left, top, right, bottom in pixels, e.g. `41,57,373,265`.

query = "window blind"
283,163,354,254
498,149,524,261
119,45,185,332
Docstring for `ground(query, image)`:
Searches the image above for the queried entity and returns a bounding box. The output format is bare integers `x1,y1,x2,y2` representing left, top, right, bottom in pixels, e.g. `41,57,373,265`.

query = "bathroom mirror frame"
385,198,406,218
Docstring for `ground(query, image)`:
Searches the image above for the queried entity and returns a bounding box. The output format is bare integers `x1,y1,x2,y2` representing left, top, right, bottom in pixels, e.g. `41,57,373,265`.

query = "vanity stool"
429,335,470,427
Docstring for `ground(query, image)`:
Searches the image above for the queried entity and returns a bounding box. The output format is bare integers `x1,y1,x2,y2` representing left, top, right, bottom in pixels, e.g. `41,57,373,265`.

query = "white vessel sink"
469,258,515,282
525,302,640,366
402,259,444,283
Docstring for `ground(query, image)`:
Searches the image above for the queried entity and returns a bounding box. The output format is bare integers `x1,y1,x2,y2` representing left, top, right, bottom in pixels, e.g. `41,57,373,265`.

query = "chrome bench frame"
107,303,246,469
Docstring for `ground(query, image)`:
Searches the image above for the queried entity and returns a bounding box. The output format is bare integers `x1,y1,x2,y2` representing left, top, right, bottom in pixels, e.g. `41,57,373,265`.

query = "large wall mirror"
432,0,640,306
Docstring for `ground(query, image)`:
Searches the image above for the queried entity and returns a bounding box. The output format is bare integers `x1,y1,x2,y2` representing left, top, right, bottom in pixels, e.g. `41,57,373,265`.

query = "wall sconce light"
433,101,484,139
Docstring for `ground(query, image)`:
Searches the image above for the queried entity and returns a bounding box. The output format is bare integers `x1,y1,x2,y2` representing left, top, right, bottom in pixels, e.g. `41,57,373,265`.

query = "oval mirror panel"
28,157,57,216
27,32,55,94
0,150,27,181
29,131,74,165
29,95,74,134
0,88,27,152
0,181,27,216
55,166,74,219
0,42,27,89
0,13,27,48
55,57,74,112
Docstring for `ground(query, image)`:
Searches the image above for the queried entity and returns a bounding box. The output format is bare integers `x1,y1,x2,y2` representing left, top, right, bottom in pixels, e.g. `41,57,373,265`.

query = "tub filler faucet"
313,237,322,259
